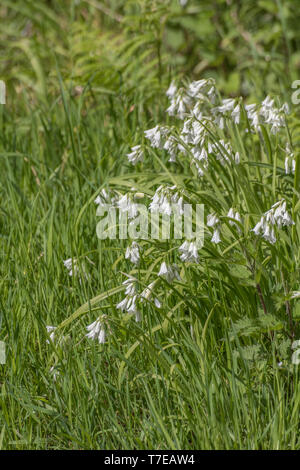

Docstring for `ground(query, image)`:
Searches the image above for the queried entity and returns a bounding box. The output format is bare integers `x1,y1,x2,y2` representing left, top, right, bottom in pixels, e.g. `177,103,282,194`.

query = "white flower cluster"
144,125,179,162
166,78,218,122
125,241,140,265
212,98,241,128
245,96,289,134
86,317,107,344
127,145,144,165
179,240,199,263
118,194,140,220
181,121,240,176
94,188,118,208
149,185,185,216
165,79,239,175
126,79,289,175
252,199,294,244
117,276,141,322
95,189,146,224
144,125,170,149
166,84,193,120
87,78,296,343
116,275,162,322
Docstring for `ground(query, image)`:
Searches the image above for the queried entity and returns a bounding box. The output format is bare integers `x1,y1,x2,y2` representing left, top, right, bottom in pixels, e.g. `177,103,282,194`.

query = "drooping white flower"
63,258,78,277
245,96,287,134
235,211,242,223
227,208,242,231
271,200,294,227
125,241,140,265
127,145,144,165
166,87,192,120
231,103,241,124
227,208,235,221
164,135,178,162
246,97,284,133
144,125,169,149
123,276,137,296
158,262,181,283
207,85,217,104
259,96,287,134
284,145,295,175
207,213,220,227
187,79,215,100
118,194,139,219
179,240,199,263
207,213,222,243
252,199,294,244
141,281,161,308
46,325,57,344
63,257,89,281
215,98,236,114
252,218,265,236
94,188,118,208
262,224,276,244
181,116,208,146
211,98,239,129
149,186,184,216
234,151,240,164
290,291,300,300
125,295,141,322
211,228,221,244
260,96,274,114
166,81,177,99
46,326,66,345
186,78,216,104
86,318,106,344
245,103,260,131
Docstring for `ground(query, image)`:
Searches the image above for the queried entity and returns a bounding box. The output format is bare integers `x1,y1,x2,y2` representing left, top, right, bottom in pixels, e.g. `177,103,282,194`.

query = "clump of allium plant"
67,78,299,356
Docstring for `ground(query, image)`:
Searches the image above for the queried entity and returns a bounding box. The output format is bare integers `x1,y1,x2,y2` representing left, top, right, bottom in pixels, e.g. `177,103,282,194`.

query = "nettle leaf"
230,318,260,339
258,313,283,332
293,302,300,320
278,338,292,360
233,344,263,361
230,313,283,339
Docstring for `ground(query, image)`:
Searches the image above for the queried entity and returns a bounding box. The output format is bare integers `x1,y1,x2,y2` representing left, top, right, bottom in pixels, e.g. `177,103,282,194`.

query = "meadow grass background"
0,0,300,449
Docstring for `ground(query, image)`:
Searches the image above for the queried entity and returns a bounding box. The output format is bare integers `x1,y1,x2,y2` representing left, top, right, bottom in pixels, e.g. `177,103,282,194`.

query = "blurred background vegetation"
1,0,300,183
1,0,300,109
